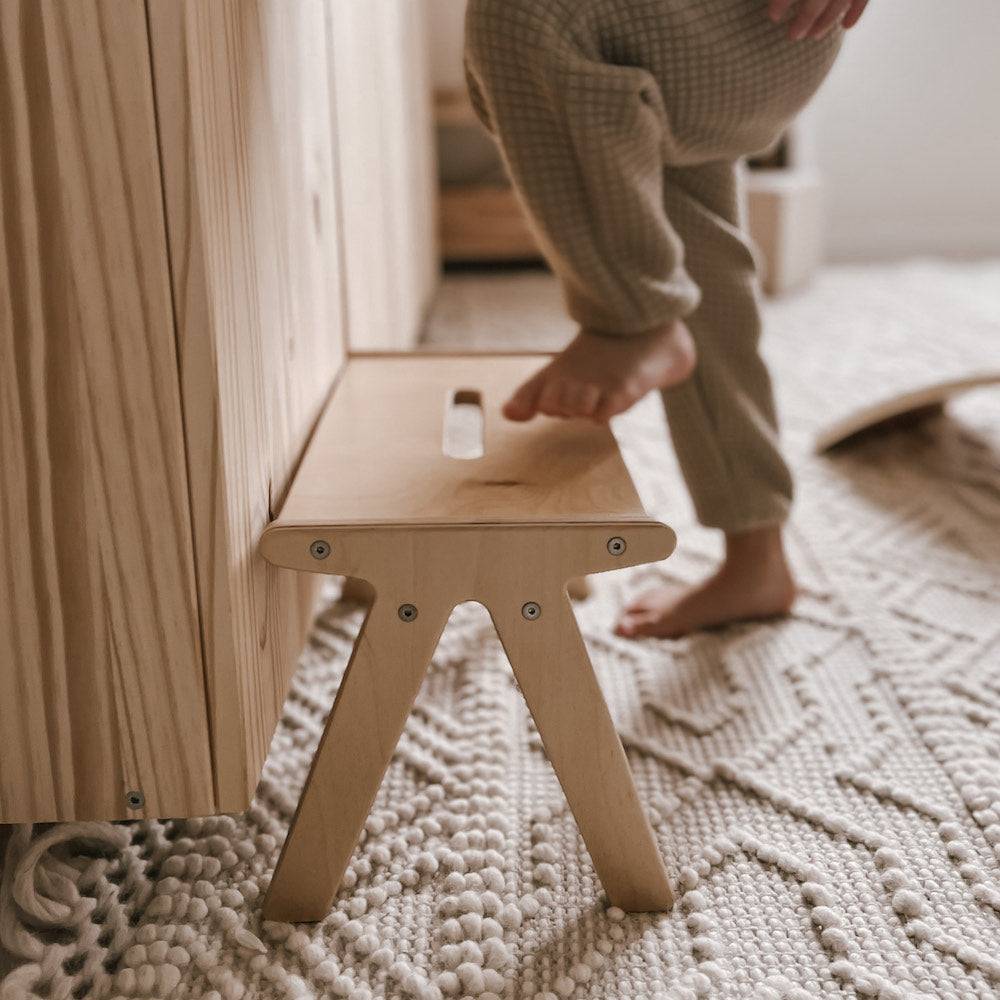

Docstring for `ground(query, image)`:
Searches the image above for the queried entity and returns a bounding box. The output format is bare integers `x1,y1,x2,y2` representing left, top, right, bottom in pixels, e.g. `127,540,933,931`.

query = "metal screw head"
521,602,541,621
125,790,145,810
398,604,418,622
310,540,330,560
607,536,627,556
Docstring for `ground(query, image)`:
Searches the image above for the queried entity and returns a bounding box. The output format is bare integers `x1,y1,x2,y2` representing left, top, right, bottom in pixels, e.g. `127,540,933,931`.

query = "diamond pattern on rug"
2,261,1000,1000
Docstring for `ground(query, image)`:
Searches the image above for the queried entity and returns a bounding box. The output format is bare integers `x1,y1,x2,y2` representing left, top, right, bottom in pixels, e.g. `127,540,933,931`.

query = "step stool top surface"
274,354,651,527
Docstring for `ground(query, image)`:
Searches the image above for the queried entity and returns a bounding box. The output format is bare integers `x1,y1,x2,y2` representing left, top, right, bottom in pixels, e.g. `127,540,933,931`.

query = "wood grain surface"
440,185,543,262
269,355,653,528
2,0,436,823
330,0,438,350
0,0,213,821
147,0,347,811
261,521,676,919
260,354,676,919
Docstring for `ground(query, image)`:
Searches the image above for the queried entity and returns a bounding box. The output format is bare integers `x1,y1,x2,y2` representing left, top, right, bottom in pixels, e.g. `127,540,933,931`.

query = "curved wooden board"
814,372,1000,453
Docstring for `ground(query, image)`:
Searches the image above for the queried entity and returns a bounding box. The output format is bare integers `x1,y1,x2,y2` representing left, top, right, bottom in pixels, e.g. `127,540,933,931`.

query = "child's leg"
464,0,704,425
616,160,795,637
465,0,836,634
465,0,840,431
616,526,796,638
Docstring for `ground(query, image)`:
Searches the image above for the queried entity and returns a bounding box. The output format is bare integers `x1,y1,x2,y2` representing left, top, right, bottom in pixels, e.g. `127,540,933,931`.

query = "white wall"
425,0,1000,261
809,0,1000,260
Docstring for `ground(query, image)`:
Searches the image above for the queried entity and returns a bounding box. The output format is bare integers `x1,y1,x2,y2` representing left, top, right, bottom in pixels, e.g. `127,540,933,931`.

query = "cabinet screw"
522,602,541,621
310,540,330,560
607,536,627,556
398,604,418,622
125,790,145,810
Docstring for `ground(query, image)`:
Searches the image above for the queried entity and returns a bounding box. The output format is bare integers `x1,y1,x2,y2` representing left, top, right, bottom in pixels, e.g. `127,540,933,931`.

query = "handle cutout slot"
443,388,484,459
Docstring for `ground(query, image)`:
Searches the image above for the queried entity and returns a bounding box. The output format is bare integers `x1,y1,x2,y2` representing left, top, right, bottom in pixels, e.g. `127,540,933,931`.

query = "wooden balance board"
814,372,1000,453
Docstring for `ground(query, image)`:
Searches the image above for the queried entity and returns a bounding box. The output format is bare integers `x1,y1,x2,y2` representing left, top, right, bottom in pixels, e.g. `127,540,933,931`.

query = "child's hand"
766,0,869,41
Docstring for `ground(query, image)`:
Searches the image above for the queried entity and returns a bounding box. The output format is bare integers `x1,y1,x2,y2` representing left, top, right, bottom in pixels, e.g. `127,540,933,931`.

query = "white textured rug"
4,260,1000,1000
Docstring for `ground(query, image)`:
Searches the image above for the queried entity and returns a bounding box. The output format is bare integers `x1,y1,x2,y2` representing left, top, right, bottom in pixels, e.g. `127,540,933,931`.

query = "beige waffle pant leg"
657,162,792,531
464,0,816,531
464,0,702,333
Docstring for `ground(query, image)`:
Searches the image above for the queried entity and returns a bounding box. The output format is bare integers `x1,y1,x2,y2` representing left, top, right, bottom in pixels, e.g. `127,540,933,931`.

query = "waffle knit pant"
464,0,842,531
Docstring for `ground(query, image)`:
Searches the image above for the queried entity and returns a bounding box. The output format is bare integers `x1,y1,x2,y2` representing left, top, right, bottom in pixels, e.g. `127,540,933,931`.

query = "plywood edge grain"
146,0,246,813
148,0,346,812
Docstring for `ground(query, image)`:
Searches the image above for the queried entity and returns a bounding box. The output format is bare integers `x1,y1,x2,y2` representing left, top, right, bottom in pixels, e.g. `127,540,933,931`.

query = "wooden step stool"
259,353,676,921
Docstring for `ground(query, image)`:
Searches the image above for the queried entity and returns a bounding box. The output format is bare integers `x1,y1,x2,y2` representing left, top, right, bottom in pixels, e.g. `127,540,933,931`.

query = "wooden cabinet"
0,0,436,823
436,89,542,264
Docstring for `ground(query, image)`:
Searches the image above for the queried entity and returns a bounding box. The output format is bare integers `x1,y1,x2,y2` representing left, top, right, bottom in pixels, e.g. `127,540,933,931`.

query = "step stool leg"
262,597,450,922
492,593,674,911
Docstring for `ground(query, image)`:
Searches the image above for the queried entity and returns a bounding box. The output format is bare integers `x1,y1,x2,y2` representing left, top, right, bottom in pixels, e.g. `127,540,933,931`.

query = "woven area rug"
3,260,1000,1000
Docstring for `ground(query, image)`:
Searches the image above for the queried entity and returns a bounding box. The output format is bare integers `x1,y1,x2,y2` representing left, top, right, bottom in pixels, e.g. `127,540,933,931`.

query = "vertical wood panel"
0,0,214,821
1,0,434,823
393,0,440,342
147,0,346,809
330,0,438,350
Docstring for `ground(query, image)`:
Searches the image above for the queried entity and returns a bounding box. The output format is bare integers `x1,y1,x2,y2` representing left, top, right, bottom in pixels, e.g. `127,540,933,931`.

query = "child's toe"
556,382,601,418
502,372,546,421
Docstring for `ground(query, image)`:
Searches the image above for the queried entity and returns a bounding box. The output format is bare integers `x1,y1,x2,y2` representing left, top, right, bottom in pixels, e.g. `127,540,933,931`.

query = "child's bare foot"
503,321,697,423
614,526,796,639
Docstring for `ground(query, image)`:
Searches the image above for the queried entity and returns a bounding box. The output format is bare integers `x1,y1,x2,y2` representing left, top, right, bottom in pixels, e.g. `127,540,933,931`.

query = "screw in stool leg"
492,591,674,911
